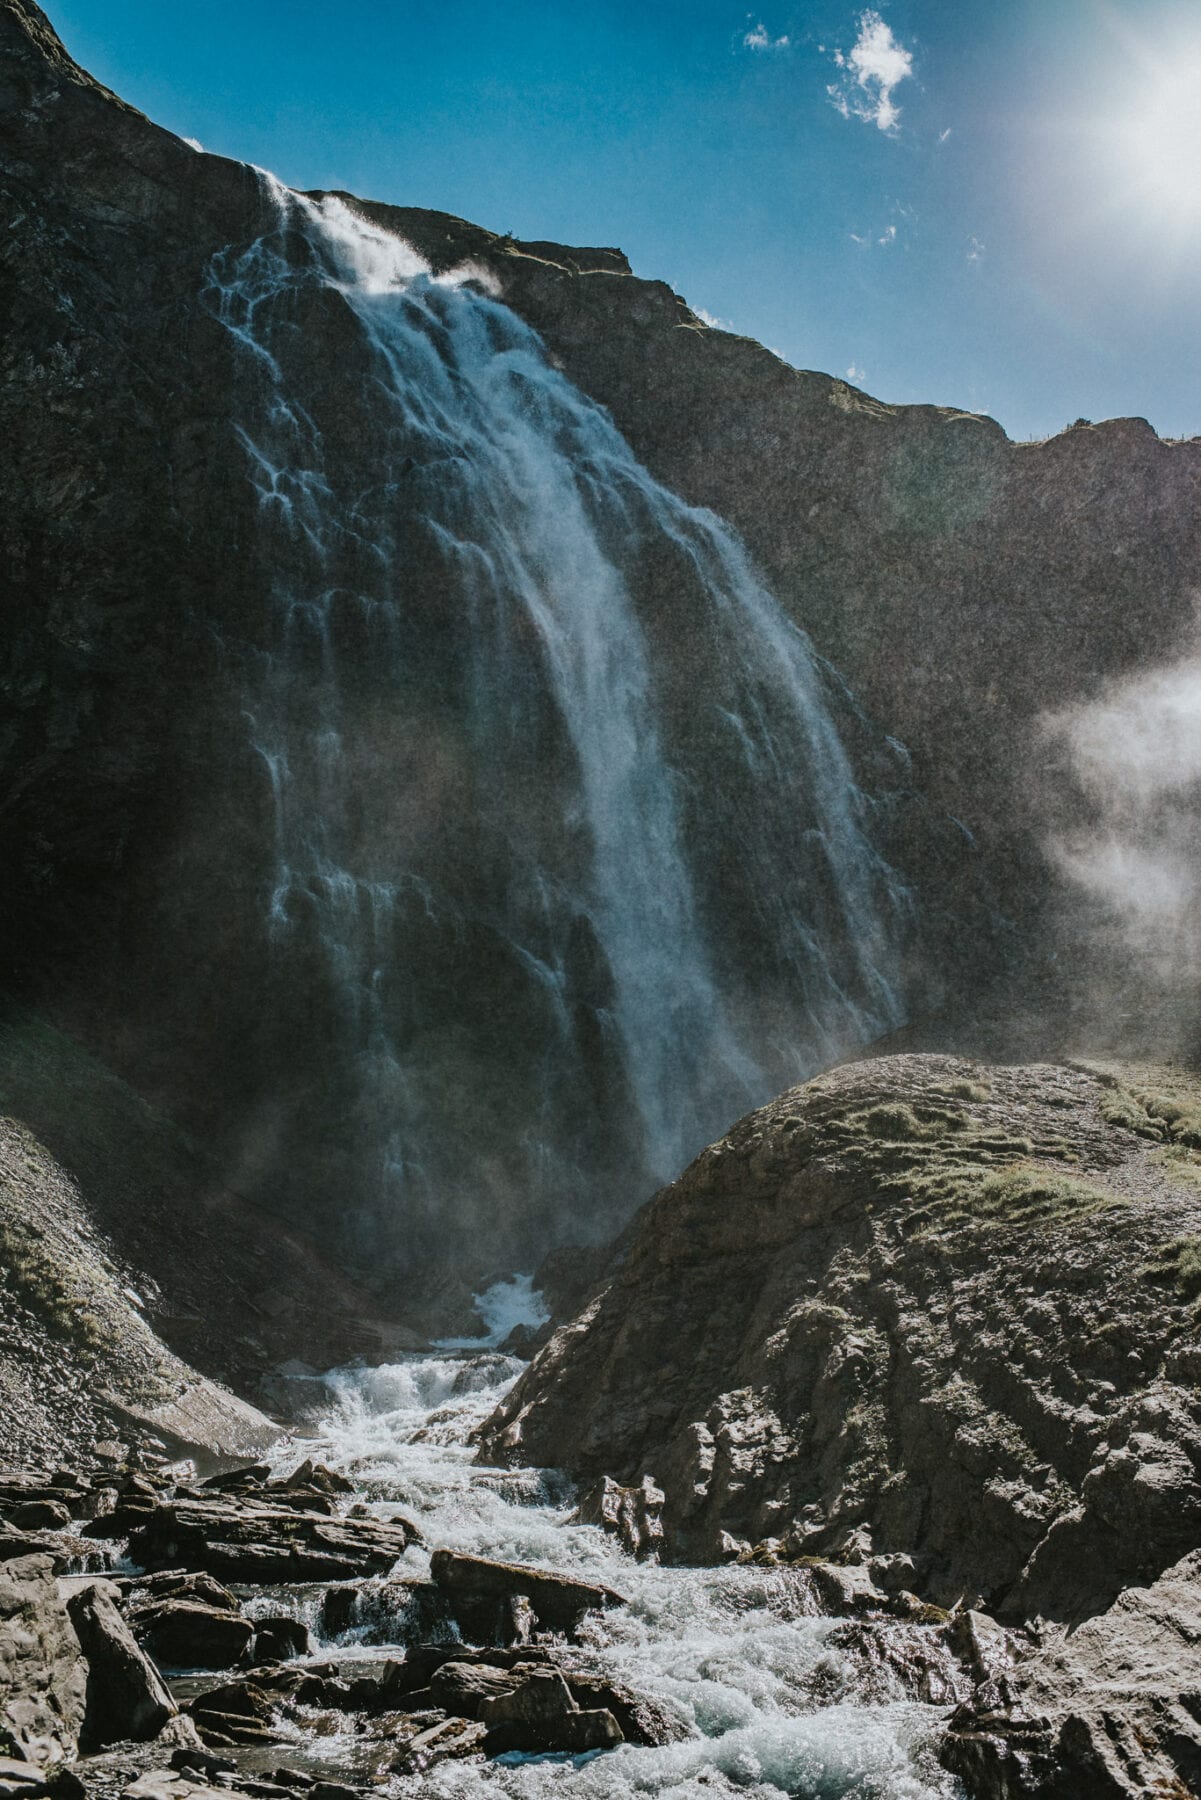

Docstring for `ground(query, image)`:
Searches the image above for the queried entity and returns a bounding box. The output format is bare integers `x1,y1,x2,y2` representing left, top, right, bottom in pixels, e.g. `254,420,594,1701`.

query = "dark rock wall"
3,0,1199,1285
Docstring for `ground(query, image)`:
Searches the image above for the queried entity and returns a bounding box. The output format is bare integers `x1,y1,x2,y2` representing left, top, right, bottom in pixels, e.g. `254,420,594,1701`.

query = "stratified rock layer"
477,1052,1201,1626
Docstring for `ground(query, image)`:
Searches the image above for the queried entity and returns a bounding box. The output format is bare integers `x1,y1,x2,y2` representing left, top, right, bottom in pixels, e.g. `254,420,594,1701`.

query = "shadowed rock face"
476,1052,1201,1627
3,0,1200,1288
942,1550,1201,1797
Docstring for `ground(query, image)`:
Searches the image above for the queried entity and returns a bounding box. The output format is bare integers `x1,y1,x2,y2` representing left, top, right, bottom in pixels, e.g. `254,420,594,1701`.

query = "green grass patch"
0,1212,109,1354
1139,1234,1201,1301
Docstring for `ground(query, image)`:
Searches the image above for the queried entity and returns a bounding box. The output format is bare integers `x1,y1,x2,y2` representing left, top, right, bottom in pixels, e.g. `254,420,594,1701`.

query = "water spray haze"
1044,638,1201,985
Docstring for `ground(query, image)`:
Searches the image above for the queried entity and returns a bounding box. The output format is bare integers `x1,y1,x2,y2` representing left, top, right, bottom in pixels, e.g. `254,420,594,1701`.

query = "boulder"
479,1667,622,1754
427,1661,519,1718
281,1462,353,1497
430,1549,624,1641
7,1508,68,1537
392,1717,487,1776
250,1618,312,1663
126,1497,418,1584
66,1580,177,1750
573,1474,664,1560
561,1673,690,1746
941,1550,1201,1798
0,1555,86,1768
131,1600,254,1670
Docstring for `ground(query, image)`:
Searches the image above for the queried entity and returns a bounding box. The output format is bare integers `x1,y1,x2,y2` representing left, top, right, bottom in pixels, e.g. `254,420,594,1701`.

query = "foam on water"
436,1274,552,1350
274,1353,963,1800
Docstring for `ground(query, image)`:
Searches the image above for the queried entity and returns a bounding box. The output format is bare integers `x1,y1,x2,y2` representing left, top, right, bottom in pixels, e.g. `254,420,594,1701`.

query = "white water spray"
205,177,908,1250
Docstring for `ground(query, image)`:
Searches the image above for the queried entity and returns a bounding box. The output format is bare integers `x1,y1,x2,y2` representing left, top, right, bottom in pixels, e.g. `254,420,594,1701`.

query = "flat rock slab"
0,1760,50,1799
111,1383,285,1473
126,1500,418,1585
430,1549,625,1639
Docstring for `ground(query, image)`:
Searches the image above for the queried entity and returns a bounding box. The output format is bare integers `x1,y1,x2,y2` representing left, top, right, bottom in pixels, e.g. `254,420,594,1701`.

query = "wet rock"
573,1474,664,1560
316,1587,356,1639
803,1562,889,1618
0,1554,86,1767
941,1550,1201,1798
198,1469,269,1494
7,1507,69,1536
184,1681,278,1750
391,1717,487,1776
126,1497,418,1584
124,1572,240,1612
280,1462,353,1497
430,1548,624,1641
428,1660,519,1717
561,1673,690,1746
66,1579,177,1750
480,1667,622,1754
130,1601,254,1671
249,1618,311,1663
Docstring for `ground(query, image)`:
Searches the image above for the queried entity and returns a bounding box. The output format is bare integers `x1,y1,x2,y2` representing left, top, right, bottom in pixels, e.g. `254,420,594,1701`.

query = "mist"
1044,637,1201,986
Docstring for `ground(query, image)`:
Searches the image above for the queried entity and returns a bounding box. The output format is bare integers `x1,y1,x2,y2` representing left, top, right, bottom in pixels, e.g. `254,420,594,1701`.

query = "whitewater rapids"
261,1327,963,1798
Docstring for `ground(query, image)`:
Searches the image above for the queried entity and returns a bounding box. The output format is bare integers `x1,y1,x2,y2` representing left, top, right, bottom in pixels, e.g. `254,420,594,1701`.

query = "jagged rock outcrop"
942,1550,1201,1796
0,1555,85,1768
477,1052,1201,1628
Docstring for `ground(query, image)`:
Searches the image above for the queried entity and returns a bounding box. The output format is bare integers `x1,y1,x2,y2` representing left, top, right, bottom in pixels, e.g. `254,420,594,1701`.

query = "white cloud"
693,306,731,329
939,127,952,143
846,363,866,381
827,10,914,132
744,21,790,50
878,223,897,244
967,235,985,262
183,136,204,152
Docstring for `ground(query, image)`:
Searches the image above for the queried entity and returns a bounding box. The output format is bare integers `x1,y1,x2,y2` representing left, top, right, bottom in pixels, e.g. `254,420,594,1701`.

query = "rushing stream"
250,1314,962,1800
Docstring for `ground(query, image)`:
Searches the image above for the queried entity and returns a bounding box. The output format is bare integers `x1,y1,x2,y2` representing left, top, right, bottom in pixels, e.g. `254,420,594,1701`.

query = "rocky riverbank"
0,1355,987,1800
4,1040,1201,1796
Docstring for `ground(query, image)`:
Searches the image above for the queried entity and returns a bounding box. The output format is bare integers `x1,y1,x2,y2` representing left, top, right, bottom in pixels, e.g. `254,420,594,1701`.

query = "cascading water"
247,1344,963,1799
205,175,910,1271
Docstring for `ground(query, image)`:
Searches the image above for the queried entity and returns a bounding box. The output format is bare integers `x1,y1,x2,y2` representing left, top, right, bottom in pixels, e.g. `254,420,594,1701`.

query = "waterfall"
204,176,908,1269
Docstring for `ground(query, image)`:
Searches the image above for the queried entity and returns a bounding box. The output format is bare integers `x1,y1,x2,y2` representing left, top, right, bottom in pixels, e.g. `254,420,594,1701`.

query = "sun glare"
1116,56,1201,229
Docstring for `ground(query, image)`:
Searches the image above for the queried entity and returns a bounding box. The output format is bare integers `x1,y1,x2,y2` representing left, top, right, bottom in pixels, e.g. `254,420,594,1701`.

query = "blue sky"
50,0,1201,440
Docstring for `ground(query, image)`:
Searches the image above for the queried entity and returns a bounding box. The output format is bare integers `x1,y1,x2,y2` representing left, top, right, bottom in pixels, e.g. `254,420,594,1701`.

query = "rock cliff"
4,0,1200,1290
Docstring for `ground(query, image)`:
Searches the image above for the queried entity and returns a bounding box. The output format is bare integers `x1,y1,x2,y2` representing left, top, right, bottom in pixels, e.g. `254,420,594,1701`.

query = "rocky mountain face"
3,0,1200,1293
477,1050,1201,1790
0,996,400,1466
